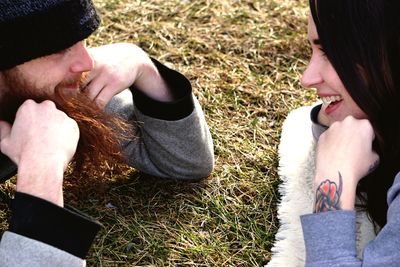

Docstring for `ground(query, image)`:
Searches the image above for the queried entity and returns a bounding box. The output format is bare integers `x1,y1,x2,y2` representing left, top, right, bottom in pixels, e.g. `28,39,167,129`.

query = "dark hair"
310,0,400,228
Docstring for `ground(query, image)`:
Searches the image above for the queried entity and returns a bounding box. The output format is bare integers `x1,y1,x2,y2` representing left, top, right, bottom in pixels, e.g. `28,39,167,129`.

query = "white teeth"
320,95,343,106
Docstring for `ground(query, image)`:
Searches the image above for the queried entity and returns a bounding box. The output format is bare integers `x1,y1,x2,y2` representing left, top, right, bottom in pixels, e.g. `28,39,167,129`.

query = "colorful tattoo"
314,172,343,213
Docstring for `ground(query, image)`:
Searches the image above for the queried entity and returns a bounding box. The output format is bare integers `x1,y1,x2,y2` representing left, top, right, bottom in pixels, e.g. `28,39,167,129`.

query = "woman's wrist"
313,171,358,212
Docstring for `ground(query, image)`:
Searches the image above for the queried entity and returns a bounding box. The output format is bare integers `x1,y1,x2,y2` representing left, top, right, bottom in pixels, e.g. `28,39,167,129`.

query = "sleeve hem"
9,192,101,258
131,58,194,121
301,210,357,263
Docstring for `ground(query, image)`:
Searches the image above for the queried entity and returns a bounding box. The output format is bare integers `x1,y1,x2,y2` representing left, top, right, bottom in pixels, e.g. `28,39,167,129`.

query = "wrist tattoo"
314,172,343,213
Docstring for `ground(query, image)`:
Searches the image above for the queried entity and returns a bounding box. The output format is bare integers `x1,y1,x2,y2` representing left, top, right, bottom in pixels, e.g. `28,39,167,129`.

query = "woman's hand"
314,116,379,211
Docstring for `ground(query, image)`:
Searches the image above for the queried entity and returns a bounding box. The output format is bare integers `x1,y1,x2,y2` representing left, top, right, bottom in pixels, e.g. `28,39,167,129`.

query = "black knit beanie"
0,0,100,70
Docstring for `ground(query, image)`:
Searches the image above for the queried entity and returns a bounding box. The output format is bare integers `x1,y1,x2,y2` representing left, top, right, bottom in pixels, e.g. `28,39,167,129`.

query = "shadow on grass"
62,169,216,265
64,169,209,211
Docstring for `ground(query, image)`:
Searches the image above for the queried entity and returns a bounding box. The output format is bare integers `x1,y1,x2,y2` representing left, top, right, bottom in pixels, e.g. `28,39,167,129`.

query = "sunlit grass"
0,0,315,266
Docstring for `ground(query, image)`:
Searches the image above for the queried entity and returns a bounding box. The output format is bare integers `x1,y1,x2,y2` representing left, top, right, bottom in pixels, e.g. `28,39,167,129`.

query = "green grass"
0,0,318,266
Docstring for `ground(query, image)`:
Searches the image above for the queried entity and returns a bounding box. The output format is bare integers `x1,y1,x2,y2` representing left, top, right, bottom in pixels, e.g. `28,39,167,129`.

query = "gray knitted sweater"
0,59,214,266
302,172,400,267
300,105,400,266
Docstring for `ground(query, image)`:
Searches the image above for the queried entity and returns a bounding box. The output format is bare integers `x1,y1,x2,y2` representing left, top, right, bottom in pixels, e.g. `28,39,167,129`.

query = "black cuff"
9,192,101,259
131,58,194,121
310,104,322,124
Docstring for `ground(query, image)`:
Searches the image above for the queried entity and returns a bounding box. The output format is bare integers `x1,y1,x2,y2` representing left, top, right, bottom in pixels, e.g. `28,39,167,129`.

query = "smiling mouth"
320,95,343,107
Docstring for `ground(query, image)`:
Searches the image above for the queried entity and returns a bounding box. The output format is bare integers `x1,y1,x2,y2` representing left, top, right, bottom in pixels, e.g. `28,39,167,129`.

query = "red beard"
0,68,133,178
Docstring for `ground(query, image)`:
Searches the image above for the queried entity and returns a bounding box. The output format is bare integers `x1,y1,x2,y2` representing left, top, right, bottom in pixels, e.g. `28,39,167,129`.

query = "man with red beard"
0,0,214,266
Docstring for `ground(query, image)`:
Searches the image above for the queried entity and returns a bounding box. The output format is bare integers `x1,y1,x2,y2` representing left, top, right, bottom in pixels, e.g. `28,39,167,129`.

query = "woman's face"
301,16,367,126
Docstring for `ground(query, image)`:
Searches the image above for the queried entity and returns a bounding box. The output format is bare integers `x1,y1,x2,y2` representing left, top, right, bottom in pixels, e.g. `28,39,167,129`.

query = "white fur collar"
267,106,376,267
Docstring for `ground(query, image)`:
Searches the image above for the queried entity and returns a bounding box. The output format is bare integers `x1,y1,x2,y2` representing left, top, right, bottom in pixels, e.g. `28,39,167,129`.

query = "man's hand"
83,43,171,107
0,100,79,206
314,116,379,211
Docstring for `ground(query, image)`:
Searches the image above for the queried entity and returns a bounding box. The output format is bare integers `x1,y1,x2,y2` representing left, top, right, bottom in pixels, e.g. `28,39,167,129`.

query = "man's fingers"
82,76,107,101
80,68,95,89
95,85,117,108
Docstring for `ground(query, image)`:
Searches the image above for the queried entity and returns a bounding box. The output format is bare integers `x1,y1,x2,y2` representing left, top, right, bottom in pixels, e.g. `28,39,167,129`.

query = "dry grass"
0,0,318,266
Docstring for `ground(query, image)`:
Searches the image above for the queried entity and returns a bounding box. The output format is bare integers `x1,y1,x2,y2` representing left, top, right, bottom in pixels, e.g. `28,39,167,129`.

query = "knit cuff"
131,58,194,121
301,210,357,264
9,192,101,259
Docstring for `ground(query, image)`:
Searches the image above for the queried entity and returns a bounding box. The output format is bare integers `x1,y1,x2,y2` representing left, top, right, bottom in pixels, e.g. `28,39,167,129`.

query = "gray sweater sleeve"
0,232,85,267
106,90,214,180
0,192,101,266
105,60,214,180
301,172,400,267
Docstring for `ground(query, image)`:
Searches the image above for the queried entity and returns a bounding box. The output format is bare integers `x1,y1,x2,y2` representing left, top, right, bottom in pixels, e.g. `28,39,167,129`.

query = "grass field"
0,0,318,266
